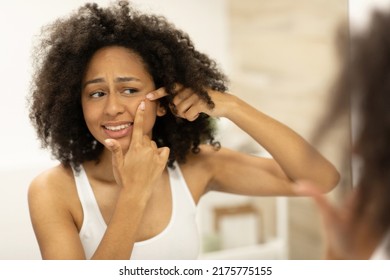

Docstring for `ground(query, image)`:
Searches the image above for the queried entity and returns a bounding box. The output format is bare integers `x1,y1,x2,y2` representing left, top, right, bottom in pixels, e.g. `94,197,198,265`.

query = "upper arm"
28,170,86,259
206,147,296,196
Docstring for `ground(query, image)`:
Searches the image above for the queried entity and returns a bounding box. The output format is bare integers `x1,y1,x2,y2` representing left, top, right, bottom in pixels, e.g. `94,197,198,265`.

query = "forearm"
218,93,340,191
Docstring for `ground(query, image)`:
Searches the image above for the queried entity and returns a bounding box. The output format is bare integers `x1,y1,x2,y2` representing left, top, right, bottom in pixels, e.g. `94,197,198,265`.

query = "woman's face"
81,46,164,152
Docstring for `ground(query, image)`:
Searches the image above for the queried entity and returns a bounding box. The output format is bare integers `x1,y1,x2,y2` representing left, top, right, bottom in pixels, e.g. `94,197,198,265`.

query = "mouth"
101,122,133,139
103,122,133,131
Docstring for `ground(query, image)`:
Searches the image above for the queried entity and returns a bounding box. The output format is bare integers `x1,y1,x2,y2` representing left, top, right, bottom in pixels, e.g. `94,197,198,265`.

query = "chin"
118,139,131,153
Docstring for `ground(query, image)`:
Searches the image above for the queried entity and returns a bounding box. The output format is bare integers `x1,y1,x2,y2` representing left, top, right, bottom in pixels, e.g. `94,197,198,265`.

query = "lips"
102,122,133,139
104,123,132,131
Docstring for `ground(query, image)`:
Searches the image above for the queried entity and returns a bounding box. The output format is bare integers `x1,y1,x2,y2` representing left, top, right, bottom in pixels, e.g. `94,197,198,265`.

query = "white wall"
0,0,229,259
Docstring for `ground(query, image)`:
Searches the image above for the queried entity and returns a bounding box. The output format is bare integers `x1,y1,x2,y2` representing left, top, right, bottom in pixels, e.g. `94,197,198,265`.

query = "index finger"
131,100,145,144
145,87,168,101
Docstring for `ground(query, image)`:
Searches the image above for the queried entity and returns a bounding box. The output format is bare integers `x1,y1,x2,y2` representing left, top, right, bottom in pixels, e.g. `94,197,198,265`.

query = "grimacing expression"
81,46,165,152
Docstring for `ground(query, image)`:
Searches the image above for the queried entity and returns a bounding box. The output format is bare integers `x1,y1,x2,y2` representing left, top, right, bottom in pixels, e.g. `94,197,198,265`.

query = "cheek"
82,103,100,126
81,103,97,128
81,100,105,141
142,101,158,133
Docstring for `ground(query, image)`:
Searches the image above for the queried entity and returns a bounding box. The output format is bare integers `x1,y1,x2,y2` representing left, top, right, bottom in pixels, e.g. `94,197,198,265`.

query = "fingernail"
146,92,155,100
139,101,145,111
104,139,114,147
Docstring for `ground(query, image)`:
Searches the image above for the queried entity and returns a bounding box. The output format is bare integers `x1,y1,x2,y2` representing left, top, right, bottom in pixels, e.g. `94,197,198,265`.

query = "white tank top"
73,162,200,259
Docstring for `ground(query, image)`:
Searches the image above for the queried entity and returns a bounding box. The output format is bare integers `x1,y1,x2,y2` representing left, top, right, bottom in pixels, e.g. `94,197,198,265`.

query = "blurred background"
0,0,386,259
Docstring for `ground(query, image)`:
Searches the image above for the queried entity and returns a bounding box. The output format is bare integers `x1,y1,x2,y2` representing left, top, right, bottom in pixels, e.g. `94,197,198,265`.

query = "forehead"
84,46,150,78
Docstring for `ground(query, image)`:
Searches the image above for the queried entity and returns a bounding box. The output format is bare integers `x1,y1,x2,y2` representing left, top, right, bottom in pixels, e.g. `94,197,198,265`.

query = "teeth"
104,123,132,131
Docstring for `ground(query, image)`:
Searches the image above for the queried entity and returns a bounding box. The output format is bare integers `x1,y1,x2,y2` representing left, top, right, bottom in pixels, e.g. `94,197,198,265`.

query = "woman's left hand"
146,85,228,121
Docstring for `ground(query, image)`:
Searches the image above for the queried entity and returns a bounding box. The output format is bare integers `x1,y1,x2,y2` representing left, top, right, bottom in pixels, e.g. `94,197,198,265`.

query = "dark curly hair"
316,11,390,240
29,0,228,169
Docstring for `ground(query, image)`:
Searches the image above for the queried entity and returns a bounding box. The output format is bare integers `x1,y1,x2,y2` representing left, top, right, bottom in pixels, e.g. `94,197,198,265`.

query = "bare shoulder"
182,144,241,172
28,164,76,209
29,165,74,194
28,165,85,258
178,144,231,201
183,144,221,169
190,144,243,164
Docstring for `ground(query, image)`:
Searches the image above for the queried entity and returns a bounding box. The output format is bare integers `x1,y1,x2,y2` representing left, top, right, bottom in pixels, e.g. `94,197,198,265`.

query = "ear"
156,102,167,117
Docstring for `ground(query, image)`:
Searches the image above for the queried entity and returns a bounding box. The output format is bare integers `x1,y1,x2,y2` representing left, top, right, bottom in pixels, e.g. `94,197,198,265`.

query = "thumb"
104,138,124,170
157,147,170,163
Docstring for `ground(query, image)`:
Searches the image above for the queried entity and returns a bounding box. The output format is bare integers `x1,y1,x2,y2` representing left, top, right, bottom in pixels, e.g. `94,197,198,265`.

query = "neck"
83,148,117,183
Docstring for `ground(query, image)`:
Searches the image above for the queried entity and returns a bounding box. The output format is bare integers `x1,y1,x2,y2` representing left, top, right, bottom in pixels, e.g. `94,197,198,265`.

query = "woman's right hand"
104,100,170,197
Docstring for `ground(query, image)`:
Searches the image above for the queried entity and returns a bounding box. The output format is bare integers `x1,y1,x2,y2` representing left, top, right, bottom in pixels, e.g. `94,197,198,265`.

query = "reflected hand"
293,180,357,259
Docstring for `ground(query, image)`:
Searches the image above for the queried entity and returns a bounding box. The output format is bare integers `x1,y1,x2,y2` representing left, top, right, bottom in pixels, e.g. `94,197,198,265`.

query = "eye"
89,91,106,98
123,88,139,95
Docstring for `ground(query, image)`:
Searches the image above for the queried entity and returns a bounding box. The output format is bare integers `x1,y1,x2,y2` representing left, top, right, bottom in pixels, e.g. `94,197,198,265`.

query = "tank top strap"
72,165,107,231
169,162,196,208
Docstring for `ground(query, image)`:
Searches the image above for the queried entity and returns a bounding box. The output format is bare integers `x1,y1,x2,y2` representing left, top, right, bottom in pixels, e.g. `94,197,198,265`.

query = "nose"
104,93,125,116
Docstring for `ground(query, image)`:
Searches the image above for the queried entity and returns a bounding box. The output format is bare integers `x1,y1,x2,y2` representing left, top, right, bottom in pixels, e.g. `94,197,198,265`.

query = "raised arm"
214,91,339,192
147,87,339,196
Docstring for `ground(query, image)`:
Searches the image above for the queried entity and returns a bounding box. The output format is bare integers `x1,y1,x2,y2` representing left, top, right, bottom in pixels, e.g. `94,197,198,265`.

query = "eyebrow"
83,76,141,89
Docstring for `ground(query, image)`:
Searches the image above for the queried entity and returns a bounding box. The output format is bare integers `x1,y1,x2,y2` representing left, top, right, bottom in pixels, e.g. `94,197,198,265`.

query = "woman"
28,1,339,259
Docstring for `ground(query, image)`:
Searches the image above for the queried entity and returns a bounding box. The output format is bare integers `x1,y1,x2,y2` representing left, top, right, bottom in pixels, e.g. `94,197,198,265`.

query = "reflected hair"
315,11,390,238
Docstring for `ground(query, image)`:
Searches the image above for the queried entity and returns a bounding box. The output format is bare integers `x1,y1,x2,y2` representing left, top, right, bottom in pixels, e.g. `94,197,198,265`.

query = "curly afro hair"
29,0,228,169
